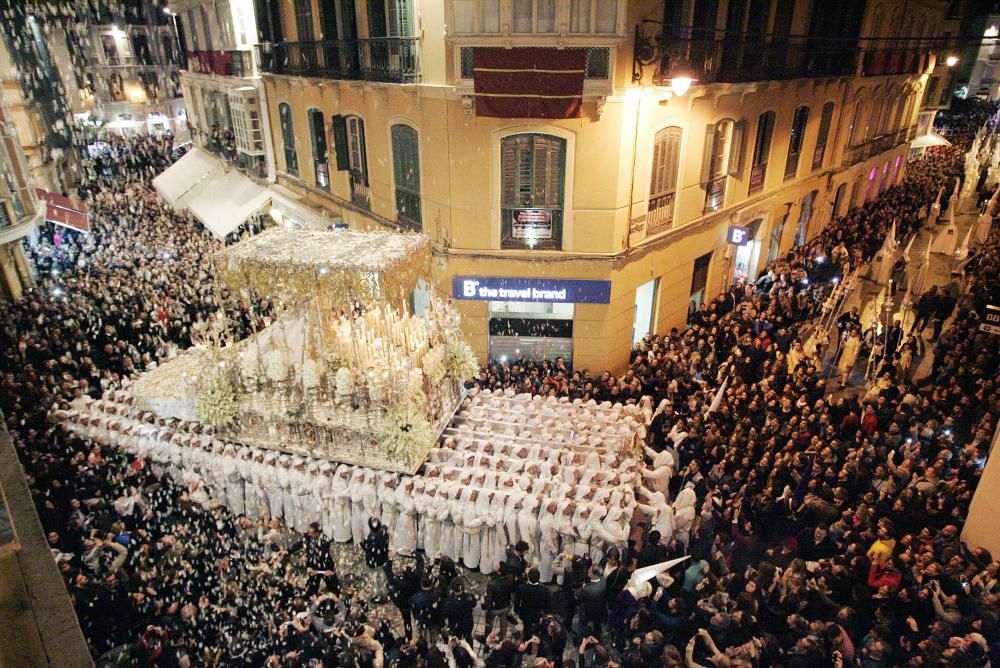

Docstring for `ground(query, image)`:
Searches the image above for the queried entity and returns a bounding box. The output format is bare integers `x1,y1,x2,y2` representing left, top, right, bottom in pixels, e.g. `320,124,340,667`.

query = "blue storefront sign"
453,276,612,304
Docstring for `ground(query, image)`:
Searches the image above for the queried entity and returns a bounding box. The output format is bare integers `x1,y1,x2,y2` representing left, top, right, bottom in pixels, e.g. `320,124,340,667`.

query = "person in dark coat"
384,551,424,640
575,565,608,638
441,581,476,644
483,561,515,640
514,568,551,636
363,517,389,569
410,576,442,644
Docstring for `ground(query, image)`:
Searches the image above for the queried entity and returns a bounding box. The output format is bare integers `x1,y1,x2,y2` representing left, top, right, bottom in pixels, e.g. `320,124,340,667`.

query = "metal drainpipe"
625,86,643,251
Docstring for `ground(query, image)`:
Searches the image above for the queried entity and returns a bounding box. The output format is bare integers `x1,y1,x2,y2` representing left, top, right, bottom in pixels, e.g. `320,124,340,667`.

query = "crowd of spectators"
0,103,997,668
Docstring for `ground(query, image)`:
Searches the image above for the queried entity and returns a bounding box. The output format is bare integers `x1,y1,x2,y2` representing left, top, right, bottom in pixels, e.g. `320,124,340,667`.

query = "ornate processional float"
126,228,476,473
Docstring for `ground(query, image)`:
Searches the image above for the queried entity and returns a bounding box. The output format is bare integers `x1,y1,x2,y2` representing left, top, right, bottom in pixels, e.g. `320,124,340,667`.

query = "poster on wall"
511,209,553,240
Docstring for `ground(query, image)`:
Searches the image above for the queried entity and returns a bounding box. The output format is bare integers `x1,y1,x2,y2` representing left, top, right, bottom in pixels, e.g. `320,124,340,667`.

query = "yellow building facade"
256,0,955,372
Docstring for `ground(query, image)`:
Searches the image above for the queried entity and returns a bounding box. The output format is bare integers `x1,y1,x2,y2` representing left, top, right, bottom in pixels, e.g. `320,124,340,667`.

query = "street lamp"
946,55,959,67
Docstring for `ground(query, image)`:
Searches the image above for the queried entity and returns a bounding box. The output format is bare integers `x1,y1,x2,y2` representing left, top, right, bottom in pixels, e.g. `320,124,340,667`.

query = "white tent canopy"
910,132,952,149
186,169,271,240
171,128,192,150
152,147,220,209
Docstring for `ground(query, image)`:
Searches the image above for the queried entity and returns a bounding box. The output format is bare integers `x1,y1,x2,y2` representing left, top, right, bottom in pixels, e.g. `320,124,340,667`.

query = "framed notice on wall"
511,209,553,240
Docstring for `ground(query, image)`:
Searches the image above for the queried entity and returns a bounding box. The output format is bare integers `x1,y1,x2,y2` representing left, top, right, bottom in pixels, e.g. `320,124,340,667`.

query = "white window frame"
568,0,619,34
511,0,557,34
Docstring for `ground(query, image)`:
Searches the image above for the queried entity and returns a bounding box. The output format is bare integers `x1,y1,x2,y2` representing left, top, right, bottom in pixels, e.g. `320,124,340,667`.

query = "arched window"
279,103,298,176
391,124,421,230
500,133,566,250
647,126,681,233
701,118,744,211
849,101,867,146
784,106,809,179
308,109,328,190
813,102,835,170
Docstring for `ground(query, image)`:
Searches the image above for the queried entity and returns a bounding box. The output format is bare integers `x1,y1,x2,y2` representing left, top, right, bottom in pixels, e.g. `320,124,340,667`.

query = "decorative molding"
461,94,474,118
594,96,606,119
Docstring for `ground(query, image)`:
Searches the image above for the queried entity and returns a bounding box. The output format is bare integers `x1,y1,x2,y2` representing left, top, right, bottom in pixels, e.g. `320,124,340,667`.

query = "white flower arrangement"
423,346,446,385
444,339,479,382
325,353,344,375
407,367,424,396
335,367,354,396
194,373,241,427
379,395,435,463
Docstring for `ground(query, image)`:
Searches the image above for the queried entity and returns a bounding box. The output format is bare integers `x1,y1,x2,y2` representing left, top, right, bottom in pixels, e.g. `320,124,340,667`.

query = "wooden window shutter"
501,137,518,207
699,123,715,185
332,115,349,171
532,138,549,206
663,127,681,193
357,118,369,184
728,119,747,178
545,139,565,208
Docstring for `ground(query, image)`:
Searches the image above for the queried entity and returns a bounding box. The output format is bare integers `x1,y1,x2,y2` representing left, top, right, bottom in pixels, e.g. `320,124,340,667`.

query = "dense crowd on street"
0,101,996,668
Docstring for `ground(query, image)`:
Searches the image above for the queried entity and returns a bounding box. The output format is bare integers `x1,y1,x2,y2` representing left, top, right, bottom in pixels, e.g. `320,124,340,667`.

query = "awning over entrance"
152,147,220,209
910,132,952,149
268,183,334,228
35,189,90,233
171,128,192,150
186,169,271,240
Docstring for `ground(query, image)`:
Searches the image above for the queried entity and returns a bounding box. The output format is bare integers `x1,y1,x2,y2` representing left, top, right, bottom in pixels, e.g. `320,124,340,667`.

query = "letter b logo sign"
728,225,750,246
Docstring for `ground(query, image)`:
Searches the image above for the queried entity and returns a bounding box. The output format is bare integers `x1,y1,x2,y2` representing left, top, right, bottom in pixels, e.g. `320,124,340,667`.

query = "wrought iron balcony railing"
652,37,930,85
256,38,419,83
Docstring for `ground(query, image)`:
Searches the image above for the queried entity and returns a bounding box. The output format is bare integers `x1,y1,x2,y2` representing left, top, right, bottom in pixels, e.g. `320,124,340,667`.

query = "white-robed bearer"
261,452,283,521
593,491,631,560
394,478,419,554
571,502,596,558
330,465,353,543
457,488,484,571
419,482,443,556
314,462,335,537
537,499,561,583
636,487,675,545
437,484,459,562
351,470,379,544
302,460,325,532
221,444,245,516
236,447,256,519
278,456,298,528
640,447,675,496
378,473,401,549
672,485,698,548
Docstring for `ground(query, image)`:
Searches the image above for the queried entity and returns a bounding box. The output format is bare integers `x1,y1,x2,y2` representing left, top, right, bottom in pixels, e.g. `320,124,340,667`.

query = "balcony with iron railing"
703,176,727,213
395,187,421,232
645,191,675,235
350,170,370,208
844,126,918,166
652,36,930,85
256,38,419,83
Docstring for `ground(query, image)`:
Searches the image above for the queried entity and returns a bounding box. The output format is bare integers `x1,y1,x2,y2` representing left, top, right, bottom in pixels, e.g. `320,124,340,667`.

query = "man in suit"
575,565,607,638
515,568,552,635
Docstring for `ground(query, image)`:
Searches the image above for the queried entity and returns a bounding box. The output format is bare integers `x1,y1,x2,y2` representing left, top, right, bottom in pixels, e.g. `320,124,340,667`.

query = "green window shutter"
332,114,349,171
700,123,715,185
728,119,747,177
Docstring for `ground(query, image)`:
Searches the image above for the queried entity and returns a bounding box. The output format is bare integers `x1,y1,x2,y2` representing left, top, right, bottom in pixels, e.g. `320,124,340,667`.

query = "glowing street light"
946,55,959,67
